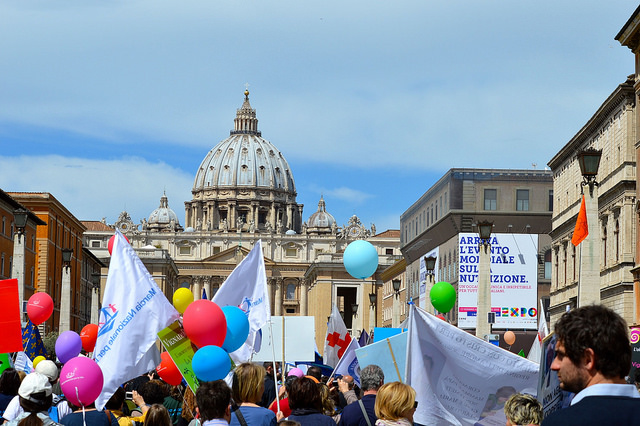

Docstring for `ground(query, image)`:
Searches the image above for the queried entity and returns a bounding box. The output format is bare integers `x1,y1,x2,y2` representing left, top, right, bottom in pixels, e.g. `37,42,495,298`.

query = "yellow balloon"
173,288,194,314
33,356,46,369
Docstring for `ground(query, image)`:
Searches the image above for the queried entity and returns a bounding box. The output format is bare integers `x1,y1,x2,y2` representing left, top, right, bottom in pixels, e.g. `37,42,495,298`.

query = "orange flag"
571,195,588,246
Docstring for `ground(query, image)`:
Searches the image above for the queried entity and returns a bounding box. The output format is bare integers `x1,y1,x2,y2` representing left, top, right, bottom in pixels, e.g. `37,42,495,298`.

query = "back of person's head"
0,368,21,396
278,421,301,426
289,377,321,411
17,372,53,426
105,387,126,411
317,383,335,416
35,360,59,384
196,380,231,422
306,366,322,381
125,374,150,392
139,380,165,405
554,305,630,379
145,404,172,426
504,393,542,426
149,379,170,397
360,364,384,392
284,374,297,392
232,363,265,404
374,382,416,421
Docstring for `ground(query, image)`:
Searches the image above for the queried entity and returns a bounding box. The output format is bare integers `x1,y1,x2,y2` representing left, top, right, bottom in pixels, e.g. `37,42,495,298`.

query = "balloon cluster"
157,288,251,384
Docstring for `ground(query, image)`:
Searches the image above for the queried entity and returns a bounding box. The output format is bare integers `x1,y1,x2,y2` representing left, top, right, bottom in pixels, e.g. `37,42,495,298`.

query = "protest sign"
253,316,315,363
0,279,23,353
629,327,640,381
158,320,200,393
373,327,404,342
537,332,573,418
407,305,538,426
458,233,538,329
356,332,406,383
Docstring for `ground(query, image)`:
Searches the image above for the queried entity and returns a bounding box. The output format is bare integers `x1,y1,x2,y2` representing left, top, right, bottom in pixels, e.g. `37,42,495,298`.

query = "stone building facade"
547,76,637,326
83,91,400,352
400,168,553,335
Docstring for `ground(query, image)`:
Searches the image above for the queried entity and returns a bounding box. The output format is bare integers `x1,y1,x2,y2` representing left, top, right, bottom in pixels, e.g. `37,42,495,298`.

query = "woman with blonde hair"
374,382,416,426
230,363,277,426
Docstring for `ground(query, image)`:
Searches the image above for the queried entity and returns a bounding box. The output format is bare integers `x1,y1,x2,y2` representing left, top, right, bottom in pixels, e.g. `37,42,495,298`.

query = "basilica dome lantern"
186,90,303,233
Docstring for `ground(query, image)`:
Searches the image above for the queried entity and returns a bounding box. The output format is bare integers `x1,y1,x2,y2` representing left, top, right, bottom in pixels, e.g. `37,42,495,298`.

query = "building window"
91,240,101,248
615,220,619,262
385,248,393,255
179,246,191,255
286,284,296,300
602,226,607,267
549,190,554,211
1,217,5,235
516,190,529,211
285,248,297,257
484,189,497,211
212,247,221,254
1,253,4,276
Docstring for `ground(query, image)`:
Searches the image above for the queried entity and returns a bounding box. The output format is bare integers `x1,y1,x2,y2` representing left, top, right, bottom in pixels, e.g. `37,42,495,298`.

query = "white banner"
324,304,351,368
213,240,270,364
95,230,180,409
406,305,539,426
458,233,538,329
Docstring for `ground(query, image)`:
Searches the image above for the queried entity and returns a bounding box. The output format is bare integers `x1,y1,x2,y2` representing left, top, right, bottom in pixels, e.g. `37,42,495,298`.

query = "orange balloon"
504,331,516,345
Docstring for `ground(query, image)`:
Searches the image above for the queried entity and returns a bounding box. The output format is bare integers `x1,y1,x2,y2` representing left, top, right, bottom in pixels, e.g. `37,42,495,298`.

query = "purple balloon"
60,356,104,407
55,331,82,363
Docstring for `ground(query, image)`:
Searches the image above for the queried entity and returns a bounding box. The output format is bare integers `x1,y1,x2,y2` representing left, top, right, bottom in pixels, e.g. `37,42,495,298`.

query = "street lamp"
369,292,377,305
424,256,437,314
476,221,493,341
576,148,602,307
392,279,401,327
351,303,358,316
11,208,29,322
59,248,73,333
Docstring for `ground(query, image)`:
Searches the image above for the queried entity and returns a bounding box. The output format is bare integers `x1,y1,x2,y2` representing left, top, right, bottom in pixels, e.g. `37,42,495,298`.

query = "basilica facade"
83,91,401,350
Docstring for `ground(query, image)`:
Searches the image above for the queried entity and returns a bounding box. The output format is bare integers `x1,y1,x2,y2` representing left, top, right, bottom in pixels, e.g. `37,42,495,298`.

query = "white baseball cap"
18,373,52,402
35,360,59,383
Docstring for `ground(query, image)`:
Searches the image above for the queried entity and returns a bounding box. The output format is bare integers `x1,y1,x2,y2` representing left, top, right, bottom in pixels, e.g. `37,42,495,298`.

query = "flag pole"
268,319,281,413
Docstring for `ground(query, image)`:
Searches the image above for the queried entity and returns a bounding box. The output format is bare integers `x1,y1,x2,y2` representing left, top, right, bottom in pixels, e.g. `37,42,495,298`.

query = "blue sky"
0,1,636,232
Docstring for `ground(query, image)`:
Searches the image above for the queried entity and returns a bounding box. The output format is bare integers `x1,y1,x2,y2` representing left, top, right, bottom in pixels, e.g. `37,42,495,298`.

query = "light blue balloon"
192,345,231,382
343,240,379,279
222,306,250,353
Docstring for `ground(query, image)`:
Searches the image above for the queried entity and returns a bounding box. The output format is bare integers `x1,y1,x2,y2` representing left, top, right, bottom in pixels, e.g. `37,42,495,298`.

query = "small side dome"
147,192,184,233
307,196,336,234
285,229,297,235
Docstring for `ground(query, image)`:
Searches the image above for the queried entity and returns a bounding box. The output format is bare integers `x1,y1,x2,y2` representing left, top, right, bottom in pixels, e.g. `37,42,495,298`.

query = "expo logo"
496,307,537,317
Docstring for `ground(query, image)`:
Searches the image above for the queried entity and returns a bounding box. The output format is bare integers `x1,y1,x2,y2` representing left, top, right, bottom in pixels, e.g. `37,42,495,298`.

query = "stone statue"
249,220,256,233
236,215,244,231
140,218,148,231
276,220,283,234
265,221,273,233
331,222,338,235
207,220,212,231
169,219,176,231
302,221,308,234
371,223,376,236
221,218,228,231
196,218,202,231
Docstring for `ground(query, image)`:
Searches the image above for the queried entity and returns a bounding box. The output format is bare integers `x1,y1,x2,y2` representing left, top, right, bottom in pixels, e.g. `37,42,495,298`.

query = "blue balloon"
191,345,231,382
343,240,379,279
221,306,250,353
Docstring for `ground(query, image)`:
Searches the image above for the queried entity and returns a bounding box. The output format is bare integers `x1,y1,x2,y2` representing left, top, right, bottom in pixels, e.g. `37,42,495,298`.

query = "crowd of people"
2,304,640,425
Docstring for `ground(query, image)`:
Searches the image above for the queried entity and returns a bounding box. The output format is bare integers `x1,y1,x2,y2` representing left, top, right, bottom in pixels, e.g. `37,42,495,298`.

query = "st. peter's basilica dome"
306,196,336,234
146,192,183,232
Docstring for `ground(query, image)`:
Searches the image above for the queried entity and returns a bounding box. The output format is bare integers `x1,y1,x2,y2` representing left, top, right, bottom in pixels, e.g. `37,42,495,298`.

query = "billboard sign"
458,233,538,329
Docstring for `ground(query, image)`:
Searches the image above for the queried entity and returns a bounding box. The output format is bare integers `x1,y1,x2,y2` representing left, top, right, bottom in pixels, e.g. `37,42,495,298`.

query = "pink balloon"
183,300,227,348
60,356,104,407
27,293,54,325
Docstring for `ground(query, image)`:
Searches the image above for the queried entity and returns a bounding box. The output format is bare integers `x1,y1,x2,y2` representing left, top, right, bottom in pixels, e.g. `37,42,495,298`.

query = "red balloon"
183,300,227,348
80,324,99,352
157,352,183,386
27,293,54,325
436,314,447,321
108,234,130,255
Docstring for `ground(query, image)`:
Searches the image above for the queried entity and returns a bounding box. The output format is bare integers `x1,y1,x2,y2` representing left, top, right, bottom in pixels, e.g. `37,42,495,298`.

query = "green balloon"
430,281,456,313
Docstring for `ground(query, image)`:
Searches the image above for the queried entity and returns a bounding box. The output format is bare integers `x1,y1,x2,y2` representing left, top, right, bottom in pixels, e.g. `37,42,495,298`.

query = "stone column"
392,292,400,328
274,278,283,316
369,300,376,334
476,242,492,341
203,277,212,300
300,278,308,316
59,265,71,333
578,187,601,306
192,277,201,301
90,286,100,325
10,232,25,321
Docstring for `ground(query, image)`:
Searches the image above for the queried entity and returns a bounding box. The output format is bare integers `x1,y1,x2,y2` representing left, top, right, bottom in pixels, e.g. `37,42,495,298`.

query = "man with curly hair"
542,305,640,425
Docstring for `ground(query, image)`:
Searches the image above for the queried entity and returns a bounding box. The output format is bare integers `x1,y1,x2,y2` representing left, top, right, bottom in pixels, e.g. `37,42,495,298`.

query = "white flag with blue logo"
213,239,270,363
333,336,361,386
94,229,180,409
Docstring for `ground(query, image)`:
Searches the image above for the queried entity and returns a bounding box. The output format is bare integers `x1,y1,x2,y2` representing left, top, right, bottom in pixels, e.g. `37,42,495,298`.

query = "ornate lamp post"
476,221,494,341
576,148,602,306
351,302,359,333
11,208,29,322
368,291,377,333
392,278,401,327
59,248,73,332
424,256,437,313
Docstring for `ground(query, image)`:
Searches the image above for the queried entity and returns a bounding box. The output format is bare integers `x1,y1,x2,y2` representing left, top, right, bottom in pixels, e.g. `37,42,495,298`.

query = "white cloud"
0,155,193,225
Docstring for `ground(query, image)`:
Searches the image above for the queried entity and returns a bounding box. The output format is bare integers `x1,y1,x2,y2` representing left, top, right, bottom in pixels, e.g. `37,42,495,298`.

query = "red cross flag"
324,304,352,368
